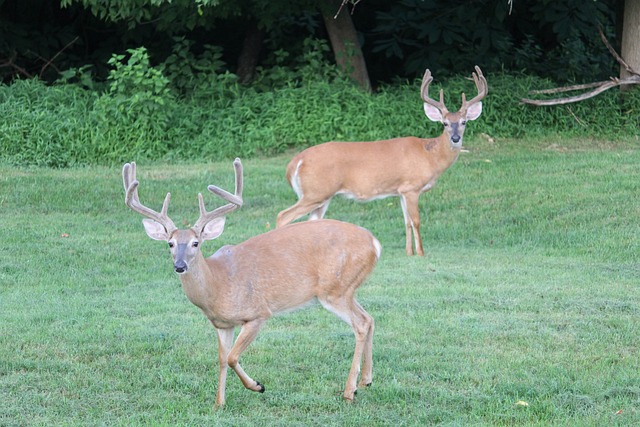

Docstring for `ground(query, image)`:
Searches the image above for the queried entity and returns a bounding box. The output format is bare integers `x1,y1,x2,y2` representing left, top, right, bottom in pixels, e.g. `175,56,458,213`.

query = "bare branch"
521,26,640,106
39,36,79,79
521,78,640,106
333,0,362,19
565,106,587,127
0,54,33,79
598,26,637,76
528,81,610,95
334,0,348,19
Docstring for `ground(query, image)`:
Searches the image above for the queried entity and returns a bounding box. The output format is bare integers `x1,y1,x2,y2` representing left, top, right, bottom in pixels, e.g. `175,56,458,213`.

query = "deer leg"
276,198,326,228
214,327,235,408
227,319,267,394
354,300,374,388
318,295,374,401
400,193,424,256
309,199,331,220
399,195,414,255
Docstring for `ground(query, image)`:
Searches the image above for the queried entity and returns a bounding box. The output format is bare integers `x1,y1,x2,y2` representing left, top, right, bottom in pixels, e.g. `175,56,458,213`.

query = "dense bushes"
1,46,638,168
1,0,620,85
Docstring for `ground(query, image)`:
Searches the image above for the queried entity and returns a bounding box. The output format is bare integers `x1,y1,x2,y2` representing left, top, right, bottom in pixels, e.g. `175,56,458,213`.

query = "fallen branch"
521,26,640,106
0,54,33,79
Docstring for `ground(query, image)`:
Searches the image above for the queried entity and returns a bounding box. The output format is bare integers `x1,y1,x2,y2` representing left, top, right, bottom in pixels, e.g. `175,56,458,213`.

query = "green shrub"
89,47,178,163
161,37,231,99
0,63,638,168
0,79,96,167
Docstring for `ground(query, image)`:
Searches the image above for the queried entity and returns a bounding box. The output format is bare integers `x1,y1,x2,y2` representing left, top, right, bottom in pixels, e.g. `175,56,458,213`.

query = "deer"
122,158,381,408
276,66,488,256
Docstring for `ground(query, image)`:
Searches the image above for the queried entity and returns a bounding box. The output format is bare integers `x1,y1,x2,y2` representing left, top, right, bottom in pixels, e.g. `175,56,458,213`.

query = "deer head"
421,66,487,148
122,159,243,274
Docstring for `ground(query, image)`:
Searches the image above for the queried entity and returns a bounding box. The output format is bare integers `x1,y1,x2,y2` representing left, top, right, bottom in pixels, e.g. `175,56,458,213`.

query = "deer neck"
426,133,461,172
177,251,219,311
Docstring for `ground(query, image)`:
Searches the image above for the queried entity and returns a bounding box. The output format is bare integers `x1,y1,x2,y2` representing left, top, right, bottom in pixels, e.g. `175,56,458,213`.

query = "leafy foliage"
1,58,638,168
101,47,174,121
87,47,177,163
160,37,228,97
0,0,624,85
364,0,617,81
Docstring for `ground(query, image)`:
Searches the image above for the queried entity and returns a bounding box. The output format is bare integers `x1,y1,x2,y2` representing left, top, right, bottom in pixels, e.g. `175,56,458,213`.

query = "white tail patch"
290,159,304,199
373,237,382,260
361,228,382,260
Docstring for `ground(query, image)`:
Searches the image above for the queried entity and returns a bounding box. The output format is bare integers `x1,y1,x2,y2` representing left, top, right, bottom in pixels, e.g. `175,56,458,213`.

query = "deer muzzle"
174,243,189,274
450,123,462,145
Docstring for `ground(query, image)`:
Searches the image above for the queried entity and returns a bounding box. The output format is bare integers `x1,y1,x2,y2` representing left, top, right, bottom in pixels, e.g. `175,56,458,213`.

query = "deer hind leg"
318,295,374,401
226,319,267,394
214,328,235,408
309,199,331,220
354,300,374,388
276,197,329,228
400,193,424,256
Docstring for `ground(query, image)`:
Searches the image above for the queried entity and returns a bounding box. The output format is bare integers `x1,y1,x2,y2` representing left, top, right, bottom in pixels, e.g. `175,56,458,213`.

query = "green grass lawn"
1,138,639,426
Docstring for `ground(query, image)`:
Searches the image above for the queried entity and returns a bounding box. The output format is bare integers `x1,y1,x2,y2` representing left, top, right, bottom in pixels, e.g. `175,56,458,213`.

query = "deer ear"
465,102,483,121
424,102,442,122
142,219,169,241
201,217,226,241
424,103,443,122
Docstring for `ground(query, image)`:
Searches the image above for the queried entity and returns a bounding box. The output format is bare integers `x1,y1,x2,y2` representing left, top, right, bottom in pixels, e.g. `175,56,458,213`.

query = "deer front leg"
214,327,235,408
400,192,424,256
227,319,267,394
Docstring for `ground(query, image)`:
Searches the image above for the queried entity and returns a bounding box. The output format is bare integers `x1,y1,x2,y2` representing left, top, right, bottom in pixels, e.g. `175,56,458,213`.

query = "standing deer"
276,66,488,256
122,159,380,408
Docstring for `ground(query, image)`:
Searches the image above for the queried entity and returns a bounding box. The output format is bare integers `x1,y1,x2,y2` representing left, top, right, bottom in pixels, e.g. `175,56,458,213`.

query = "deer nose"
174,261,188,274
451,134,461,144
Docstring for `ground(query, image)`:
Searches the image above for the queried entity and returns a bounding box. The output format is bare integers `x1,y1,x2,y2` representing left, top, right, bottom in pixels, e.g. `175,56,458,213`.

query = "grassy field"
1,137,639,426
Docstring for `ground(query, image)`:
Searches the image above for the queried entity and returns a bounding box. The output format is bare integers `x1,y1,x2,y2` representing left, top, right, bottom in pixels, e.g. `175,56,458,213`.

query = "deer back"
181,219,381,327
287,136,459,201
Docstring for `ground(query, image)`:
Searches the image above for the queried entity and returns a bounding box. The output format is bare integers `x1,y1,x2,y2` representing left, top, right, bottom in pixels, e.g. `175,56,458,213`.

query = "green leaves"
367,0,616,81
1,66,639,168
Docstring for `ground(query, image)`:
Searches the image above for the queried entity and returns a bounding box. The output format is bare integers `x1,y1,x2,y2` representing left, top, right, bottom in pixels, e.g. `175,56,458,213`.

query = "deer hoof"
256,381,265,393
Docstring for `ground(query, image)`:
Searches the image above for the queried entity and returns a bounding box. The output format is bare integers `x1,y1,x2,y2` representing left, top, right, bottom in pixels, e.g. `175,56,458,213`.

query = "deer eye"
461,120,467,125
443,122,449,127
168,242,175,248
192,241,199,248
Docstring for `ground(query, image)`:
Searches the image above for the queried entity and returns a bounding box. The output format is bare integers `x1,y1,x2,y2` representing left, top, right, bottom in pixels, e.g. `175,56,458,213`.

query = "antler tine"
122,162,177,233
420,68,449,114
193,158,244,233
461,65,488,109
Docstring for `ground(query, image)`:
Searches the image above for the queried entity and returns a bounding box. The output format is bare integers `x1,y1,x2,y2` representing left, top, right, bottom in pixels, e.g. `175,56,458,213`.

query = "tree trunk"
320,0,371,92
237,20,264,84
620,0,640,91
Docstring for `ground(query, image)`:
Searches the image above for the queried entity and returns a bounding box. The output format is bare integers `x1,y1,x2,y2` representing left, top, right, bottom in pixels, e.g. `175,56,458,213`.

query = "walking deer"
122,159,380,408
276,66,488,256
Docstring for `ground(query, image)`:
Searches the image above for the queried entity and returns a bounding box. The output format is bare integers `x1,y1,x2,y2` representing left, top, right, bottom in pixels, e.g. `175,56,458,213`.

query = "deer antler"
460,66,488,110
122,162,177,234
420,69,449,114
192,158,244,234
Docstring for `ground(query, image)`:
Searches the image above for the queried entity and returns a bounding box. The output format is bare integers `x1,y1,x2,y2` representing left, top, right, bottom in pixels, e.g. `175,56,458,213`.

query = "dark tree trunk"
620,0,640,91
237,20,264,84
320,0,371,92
